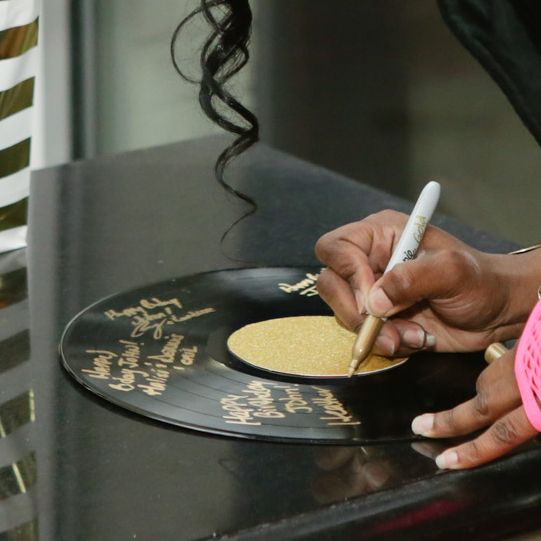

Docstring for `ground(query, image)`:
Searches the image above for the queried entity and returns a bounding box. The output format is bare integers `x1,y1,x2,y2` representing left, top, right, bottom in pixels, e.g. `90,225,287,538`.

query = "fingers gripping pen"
348,181,441,377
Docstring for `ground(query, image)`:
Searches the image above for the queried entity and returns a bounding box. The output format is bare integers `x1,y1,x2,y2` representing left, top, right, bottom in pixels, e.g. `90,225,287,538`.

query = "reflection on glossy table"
0,136,539,540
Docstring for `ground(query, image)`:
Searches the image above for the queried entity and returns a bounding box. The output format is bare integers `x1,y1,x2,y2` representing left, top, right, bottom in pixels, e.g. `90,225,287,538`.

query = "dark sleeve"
438,0,541,146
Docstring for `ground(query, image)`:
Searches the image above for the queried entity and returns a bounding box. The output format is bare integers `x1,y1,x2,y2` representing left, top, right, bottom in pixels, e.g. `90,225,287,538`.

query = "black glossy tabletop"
1,136,540,540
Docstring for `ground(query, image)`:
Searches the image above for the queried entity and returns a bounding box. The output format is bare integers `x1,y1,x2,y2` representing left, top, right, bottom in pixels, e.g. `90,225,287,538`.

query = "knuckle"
365,210,407,234
473,391,490,418
337,260,359,282
367,209,401,222
491,419,519,446
444,408,455,429
315,233,333,262
441,249,468,278
316,269,332,298
371,209,391,221
434,408,455,432
463,440,482,463
315,237,359,280
365,210,386,222
475,372,487,394
330,251,359,281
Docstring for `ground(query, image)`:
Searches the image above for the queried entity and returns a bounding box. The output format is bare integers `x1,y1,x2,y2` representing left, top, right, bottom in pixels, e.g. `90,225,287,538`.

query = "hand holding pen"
315,189,529,360
315,190,541,469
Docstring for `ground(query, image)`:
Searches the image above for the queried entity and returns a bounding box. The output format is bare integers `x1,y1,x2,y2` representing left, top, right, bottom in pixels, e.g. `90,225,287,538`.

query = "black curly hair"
171,0,258,216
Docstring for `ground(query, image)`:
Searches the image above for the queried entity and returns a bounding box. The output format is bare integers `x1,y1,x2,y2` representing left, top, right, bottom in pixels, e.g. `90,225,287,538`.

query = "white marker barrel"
385,180,441,272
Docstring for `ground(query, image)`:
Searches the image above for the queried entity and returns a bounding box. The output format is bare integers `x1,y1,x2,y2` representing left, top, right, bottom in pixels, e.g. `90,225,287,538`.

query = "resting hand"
315,210,537,356
411,346,538,469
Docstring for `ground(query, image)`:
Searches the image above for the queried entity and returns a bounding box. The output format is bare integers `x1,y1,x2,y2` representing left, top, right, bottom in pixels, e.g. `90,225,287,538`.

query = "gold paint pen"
348,181,441,377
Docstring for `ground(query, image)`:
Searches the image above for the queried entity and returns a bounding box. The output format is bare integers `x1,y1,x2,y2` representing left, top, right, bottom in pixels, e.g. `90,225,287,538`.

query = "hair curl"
171,0,258,217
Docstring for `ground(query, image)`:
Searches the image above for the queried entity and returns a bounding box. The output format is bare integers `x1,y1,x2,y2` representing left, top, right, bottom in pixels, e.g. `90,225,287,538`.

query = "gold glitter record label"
227,316,408,377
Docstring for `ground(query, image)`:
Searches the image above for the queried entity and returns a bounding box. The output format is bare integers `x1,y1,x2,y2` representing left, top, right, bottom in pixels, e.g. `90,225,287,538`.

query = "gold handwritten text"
104,296,215,339
82,349,117,380
311,387,361,426
221,395,261,426
278,272,321,297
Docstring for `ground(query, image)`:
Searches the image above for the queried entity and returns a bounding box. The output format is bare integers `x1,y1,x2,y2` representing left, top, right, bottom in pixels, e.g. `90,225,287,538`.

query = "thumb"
366,250,468,317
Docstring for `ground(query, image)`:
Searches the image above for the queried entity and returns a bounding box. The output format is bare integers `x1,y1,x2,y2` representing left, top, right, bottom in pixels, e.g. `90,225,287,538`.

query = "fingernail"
354,289,365,314
411,441,443,460
368,288,393,316
411,413,434,436
375,335,396,356
426,334,437,348
402,328,426,349
435,450,458,470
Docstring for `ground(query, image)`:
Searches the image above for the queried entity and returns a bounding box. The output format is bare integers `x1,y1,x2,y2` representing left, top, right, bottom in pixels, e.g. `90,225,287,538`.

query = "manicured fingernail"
411,413,434,436
368,288,393,316
402,328,425,349
411,441,442,460
375,335,396,356
435,450,458,469
354,289,365,314
426,334,437,348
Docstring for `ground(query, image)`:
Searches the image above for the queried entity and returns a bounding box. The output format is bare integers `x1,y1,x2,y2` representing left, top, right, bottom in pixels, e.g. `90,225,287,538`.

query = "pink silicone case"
515,298,541,431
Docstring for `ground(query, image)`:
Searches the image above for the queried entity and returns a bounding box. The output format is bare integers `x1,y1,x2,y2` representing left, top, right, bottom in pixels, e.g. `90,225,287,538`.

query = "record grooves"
60,267,482,444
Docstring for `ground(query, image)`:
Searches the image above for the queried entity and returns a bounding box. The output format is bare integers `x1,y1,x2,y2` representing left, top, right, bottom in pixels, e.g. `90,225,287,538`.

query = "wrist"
492,249,541,337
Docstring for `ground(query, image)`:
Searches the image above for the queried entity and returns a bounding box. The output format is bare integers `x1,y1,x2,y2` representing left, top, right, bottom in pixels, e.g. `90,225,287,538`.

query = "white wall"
94,0,259,156
33,0,256,166
31,0,72,169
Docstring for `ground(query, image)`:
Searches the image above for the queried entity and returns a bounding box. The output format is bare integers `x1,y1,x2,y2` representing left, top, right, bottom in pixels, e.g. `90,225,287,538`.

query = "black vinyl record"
60,267,483,444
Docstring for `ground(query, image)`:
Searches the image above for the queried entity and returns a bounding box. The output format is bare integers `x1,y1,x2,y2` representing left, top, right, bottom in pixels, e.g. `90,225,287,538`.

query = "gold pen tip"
348,350,370,377
348,315,384,377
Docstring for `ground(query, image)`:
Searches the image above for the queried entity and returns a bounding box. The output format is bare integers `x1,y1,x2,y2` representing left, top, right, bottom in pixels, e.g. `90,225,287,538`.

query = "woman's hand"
315,210,537,356
412,346,538,469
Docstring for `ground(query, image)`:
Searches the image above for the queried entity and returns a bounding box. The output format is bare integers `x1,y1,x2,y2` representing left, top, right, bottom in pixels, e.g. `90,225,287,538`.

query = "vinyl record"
60,267,483,444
